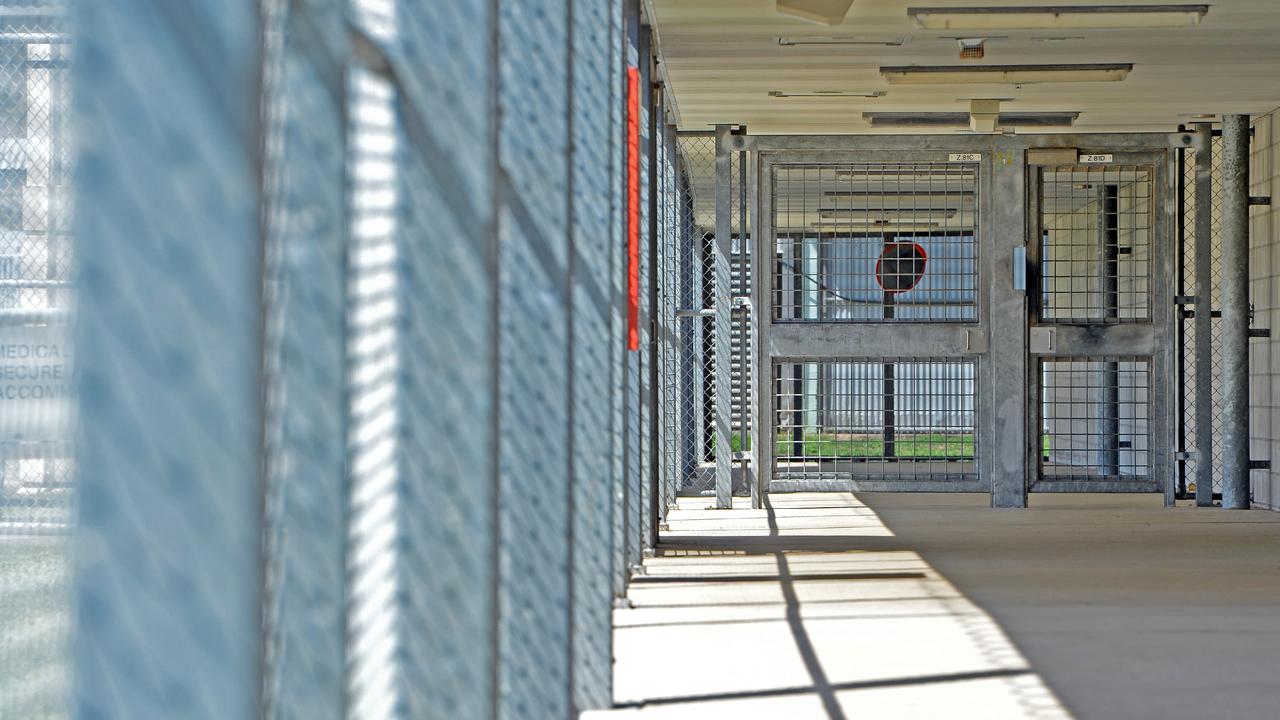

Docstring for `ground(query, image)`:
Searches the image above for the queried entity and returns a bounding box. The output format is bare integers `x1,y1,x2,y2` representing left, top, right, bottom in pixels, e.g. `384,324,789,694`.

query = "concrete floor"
589,492,1280,720
863,493,1280,720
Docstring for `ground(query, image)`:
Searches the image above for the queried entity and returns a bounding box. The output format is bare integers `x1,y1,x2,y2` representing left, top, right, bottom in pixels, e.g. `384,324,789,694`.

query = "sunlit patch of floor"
584,493,1070,720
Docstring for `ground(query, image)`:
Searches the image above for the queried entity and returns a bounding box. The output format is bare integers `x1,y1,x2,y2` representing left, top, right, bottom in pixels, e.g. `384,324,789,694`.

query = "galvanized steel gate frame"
723,130,1198,509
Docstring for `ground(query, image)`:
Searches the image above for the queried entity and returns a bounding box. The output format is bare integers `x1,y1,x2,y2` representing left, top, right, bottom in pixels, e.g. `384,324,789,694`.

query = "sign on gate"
0,324,73,439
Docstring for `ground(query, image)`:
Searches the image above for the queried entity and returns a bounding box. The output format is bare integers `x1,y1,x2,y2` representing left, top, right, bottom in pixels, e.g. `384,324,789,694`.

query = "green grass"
777,432,975,459
714,432,983,459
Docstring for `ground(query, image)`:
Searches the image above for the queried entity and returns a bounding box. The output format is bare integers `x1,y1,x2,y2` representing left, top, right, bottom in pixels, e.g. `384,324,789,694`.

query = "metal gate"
1027,151,1176,499
759,151,988,494
741,133,1191,507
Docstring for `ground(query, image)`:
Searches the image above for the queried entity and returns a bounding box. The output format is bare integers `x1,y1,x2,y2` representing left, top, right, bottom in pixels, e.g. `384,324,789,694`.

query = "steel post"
1220,115,1252,509
713,124,733,508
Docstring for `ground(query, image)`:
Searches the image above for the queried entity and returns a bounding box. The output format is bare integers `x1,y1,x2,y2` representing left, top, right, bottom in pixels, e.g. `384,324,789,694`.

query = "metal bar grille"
1040,166,1153,323
772,359,976,483
772,163,978,323
1040,358,1151,482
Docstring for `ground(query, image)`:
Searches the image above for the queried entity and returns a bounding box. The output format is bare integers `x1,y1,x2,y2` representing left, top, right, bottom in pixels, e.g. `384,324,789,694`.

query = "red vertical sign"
625,66,641,351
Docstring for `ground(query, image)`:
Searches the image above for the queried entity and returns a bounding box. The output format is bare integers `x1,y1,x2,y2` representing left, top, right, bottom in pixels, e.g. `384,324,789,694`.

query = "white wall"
1248,108,1280,509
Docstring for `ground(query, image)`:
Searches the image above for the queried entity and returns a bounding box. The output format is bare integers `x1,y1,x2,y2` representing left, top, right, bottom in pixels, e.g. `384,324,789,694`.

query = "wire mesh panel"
1040,358,1151,482
1180,137,1226,496
666,133,752,497
0,4,74,717
772,359,977,484
772,162,978,323
1040,166,1153,323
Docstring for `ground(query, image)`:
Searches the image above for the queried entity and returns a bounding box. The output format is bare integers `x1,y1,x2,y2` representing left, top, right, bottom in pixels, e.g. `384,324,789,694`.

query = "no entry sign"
875,241,928,294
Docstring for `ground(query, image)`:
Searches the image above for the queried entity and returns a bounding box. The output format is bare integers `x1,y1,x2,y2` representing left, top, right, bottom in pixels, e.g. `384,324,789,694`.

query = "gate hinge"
1175,295,1196,305
1250,460,1271,471
1250,196,1272,206
732,451,751,462
1175,451,1195,462
1249,327,1271,339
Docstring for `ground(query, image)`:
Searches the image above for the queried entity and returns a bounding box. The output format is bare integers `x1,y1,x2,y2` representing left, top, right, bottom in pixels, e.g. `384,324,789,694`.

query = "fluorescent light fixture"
880,63,1132,84
863,111,1080,127
777,35,912,46
769,90,887,98
819,209,960,220
833,168,977,182
777,0,856,25
823,190,976,198
804,222,960,233
907,5,1209,30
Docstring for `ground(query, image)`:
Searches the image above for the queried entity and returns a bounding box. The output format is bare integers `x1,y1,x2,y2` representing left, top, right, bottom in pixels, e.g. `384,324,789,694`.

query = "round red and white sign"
875,241,928,294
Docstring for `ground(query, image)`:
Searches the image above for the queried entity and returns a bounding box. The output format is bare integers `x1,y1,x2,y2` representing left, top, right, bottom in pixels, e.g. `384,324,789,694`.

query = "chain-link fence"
0,2,74,717
658,132,752,500
1181,133,1228,497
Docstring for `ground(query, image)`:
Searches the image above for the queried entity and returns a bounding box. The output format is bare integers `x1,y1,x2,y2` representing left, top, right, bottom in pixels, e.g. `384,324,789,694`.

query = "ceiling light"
880,63,1132,84
769,90,887,98
777,0,856,25
778,35,912,46
863,111,1080,127
907,5,1210,31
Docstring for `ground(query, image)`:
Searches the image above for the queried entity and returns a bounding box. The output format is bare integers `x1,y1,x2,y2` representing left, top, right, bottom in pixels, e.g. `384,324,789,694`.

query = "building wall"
1249,108,1280,509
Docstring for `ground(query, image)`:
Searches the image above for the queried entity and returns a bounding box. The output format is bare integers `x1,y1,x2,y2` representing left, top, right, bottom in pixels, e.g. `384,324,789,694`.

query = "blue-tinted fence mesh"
0,2,73,717
14,0,661,716
260,0,349,717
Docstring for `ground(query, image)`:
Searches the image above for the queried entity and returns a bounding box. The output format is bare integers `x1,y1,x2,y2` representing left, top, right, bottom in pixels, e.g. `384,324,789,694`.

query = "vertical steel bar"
647,77,661,544
1156,148,1181,507
713,124,733,508
1101,184,1121,477
752,154,774,500
1194,122,1215,506
1220,115,1252,509
738,145,749,504
790,241,804,458
747,146,762,508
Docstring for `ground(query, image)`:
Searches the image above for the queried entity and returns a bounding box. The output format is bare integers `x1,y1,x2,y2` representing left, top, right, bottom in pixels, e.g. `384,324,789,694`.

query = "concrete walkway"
588,492,1280,720
587,493,1071,719
862,493,1280,720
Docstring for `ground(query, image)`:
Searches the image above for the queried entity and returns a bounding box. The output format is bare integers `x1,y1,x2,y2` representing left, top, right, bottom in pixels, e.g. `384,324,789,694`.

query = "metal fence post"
1220,115,1252,509
713,125,733,508
990,138,1029,507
